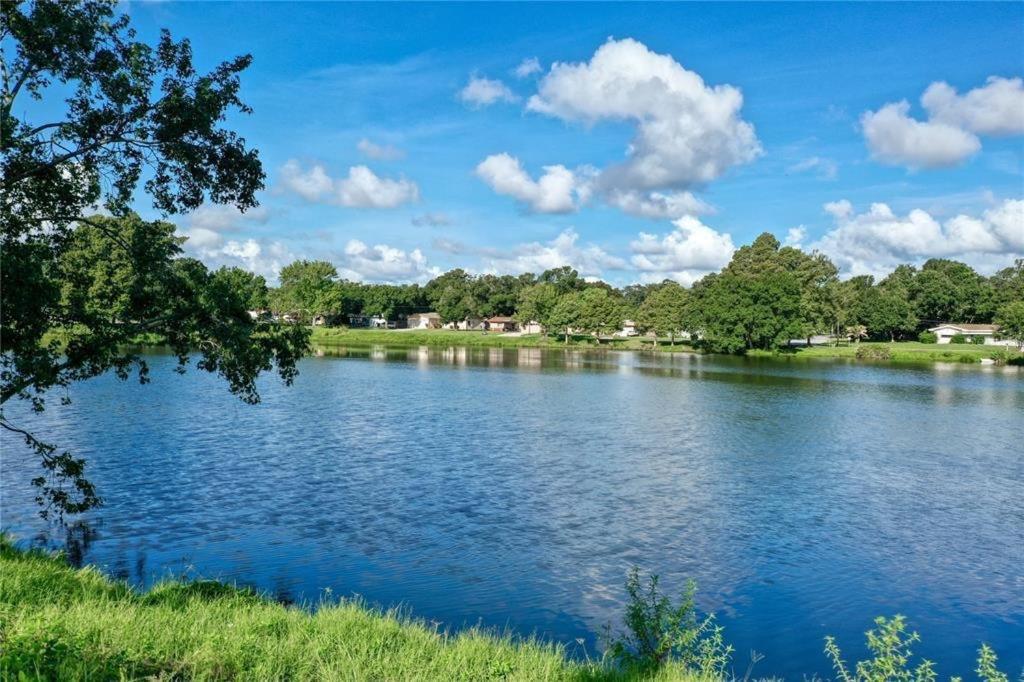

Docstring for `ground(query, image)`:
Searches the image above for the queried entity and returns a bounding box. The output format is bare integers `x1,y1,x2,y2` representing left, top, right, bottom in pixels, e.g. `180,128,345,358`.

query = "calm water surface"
2,347,1022,678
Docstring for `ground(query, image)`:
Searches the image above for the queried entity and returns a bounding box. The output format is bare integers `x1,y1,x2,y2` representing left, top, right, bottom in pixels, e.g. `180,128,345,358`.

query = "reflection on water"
1,346,1022,679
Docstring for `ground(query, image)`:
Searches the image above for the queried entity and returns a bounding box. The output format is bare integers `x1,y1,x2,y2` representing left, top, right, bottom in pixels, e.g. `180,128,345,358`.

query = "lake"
2,346,1022,678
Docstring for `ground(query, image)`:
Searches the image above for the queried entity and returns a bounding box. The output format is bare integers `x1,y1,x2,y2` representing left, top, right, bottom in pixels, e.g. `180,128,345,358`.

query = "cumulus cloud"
812,198,1024,276
480,228,626,277
861,101,981,169
605,189,714,219
411,212,452,227
629,216,736,285
784,226,807,248
183,235,296,283
475,153,581,213
183,204,270,233
337,240,439,283
788,156,838,180
459,75,518,107
861,76,1024,169
921,77,1024,136
356,138,405,161
514,57,542,79
478,39,757,219
527,38,761,192
279,160,419,208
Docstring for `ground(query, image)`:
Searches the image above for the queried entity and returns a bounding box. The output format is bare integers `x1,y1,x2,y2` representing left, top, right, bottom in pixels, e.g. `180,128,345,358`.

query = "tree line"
268,233,1024,352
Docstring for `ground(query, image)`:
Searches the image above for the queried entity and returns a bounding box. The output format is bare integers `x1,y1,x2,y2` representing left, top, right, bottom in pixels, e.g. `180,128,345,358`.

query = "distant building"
520,320,544,334
615,319,639,337
485,316,518,332
442,317,485,331
927,323,1010,345
407,312,442,329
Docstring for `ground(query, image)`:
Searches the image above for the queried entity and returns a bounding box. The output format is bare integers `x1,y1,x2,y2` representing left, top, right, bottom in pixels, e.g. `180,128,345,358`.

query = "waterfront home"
408,312,442,329
485,316,518,332
521,320,544,334
927,323,1009,345
615,319,639,337
442,317,485,331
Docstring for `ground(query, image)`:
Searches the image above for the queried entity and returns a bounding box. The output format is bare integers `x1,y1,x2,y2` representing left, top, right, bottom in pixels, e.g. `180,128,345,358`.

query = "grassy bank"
310,327,696,353
784,341,1022,364
0,539,702,681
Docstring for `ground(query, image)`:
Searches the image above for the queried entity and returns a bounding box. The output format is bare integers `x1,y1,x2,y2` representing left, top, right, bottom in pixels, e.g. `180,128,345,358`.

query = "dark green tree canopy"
1,1,307,518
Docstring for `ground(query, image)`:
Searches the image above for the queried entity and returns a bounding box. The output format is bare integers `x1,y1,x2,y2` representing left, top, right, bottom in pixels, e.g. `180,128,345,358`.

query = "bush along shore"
1,539,1015,681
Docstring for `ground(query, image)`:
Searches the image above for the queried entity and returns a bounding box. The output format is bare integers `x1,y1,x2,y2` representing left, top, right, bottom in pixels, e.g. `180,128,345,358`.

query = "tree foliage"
1,1,308,518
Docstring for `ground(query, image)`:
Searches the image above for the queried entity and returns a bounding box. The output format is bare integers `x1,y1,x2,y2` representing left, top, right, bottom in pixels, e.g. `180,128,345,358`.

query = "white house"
407,312,442,329
615,319,639,337
442,317,485,331
927,323,1010,345
520,320,544,334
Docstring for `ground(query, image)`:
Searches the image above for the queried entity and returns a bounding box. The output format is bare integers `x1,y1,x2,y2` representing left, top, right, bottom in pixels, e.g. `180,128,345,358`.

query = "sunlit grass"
0,538,708,681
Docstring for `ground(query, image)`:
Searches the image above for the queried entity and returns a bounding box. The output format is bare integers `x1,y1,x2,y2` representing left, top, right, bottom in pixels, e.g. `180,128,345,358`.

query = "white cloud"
475,153,580,213
785,226,807,247
861,77,1024,170
278,160,419,208
861,101,981,169
182,235,296,283
185,204,269,232
459,75,518,107
921,77,1024,136
356,138,405,161
605,189,714,219
338,240,439,283
812,198,1024,276
481,228,626,277
629,216,735,285
513,57,542,79
527,38,761,192
411,212,452,227
824,199,854,221
336,165,419,208
788,156,838,180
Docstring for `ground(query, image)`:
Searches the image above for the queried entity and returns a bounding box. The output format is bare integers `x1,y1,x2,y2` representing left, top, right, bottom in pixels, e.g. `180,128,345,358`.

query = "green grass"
310,327,695,353
0,538,708,681
785,341,1019,364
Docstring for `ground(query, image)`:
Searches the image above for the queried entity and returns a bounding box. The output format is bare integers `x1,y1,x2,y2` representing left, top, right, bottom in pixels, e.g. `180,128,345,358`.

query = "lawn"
0,538,707,681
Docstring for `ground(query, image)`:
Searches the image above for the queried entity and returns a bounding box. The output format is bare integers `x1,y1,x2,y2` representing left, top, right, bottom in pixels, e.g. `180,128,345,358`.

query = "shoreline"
310,328,1023,366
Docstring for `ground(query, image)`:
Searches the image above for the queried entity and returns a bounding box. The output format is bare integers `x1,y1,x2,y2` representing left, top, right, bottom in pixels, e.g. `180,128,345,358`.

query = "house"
927,323,1010,345
520,320,544,335
369,315,392,329
485,316,518,332
614,319,639,337
407,312,442,329
442,317,485,331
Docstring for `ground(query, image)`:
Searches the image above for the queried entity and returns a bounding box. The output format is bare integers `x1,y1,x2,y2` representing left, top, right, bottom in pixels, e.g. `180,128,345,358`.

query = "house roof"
486,316,514,323
928,323,1000,333
410,312,441,319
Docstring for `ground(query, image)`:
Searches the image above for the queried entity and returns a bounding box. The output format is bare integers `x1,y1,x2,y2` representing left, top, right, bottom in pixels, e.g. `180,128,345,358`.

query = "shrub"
971,335,985,345
824,616,1011,682
855,345,891,361
917,331,937,344
989,348,1024,366
604,568,731,674
950,333,968,344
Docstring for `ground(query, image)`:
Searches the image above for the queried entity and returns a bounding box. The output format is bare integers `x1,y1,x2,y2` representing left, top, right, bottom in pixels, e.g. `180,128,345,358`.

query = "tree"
694,271,803,353
213,267,269,311
538,266,586,295
425,269,475,322
576,287,626,338
990,259,1024,309
515,282,561,330
1,2,308,518
862,287,917,342
994,300,1024,350
549,292,583,344
274,260,343,324
637,281,689,345
909,259,994,326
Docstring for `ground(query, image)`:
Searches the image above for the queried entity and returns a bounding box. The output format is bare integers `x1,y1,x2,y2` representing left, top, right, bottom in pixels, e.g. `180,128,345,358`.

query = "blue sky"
126,2,1023,285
